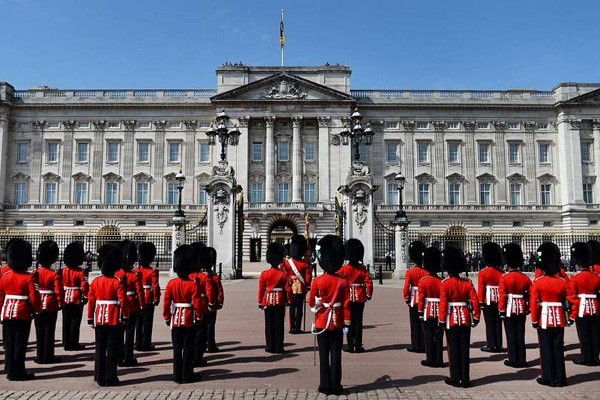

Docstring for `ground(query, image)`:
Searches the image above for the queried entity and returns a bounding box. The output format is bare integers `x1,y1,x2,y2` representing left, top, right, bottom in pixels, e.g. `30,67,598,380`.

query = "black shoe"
356,346,365,353
34,358,45,364
123,358,138,367
206,347,219,353
444,378,461,387
493,347,507,353
556,380,568,387
14,372,35,381
421,360,434,367
536,377,556,387
461,381,471,388
106,378,120,387
183,374,202,383
317,386,330,395
69,344,85,351
504,360,516,368
343,344,355,353
432,362,445,368
480,345,493,352
330,385,344,396
573,358,593,366
407,347,420,353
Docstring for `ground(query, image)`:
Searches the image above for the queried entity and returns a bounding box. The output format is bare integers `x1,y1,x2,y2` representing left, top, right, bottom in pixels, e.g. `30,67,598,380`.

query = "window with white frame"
304,183,316,203
507,122,519,130
198,185,208,205
107,142,120,163
47,142,59,163
199,143,210,163
14,183,27,204
17,143,28,163
108,122,120,128
304,142,315,161
74,182,87,204
44,182,57,204
477,122,490,129
278,141,289,161
137,122,150,129
250,182,264,203
357,143,368,161
77,142,89,163
417,142,429,163
537,123,549,130
583,183,594,204
105,182,118,204
448,142,460,163
252,142,263,161
138,142,150,163
448,183,460,205
479,142,490,164
168,142,181,163
277,182,289,202
167,182,179,205
479,183,491,205
416,122,429,130
509,143,521,164
418,183,430,205
540,184,551,205
46,122,59,129
386,143,398,162
581,141,592,163
539,143,550,164
387,182,398,205
510,183,522,205
136,182,149,204
447,122,459,130
78,122,90,129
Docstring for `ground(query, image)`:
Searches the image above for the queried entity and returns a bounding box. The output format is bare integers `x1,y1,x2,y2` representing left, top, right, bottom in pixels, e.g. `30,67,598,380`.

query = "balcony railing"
376,204,564,212
3,204,208,211
13,89,217,101
351,89,554,102
245,202,325,211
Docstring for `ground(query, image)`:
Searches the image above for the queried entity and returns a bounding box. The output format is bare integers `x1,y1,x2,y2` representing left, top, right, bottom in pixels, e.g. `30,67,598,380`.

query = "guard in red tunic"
163,244,204,383
258,242,292,353
134,241,160,351
0,238,39,380
34,240,63,364
115,240,144,366
499,243,531,368
566,242,600,366
87,244,129,387
530,242,569,387
534,242,570,281
478,242,504,352
205,247,224,353
587,240,600,274
282,235,312,334
417,247,443,368
61,241,88,351
403,240,428,353
438,246,480,388
309,235,351,396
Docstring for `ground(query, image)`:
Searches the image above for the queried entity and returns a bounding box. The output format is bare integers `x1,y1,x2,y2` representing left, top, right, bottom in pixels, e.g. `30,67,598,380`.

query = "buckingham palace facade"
1,64,600,262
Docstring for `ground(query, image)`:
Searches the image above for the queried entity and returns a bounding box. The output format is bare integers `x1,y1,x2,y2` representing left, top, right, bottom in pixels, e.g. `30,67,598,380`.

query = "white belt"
126,291,136,296
448,302,467,307
64,286,80,290
540,302,563,329
96,300,119,305
311,302,342,335
423,298,440,321
410,286,418,307
578,294,597,299
173,303,192,308
142,285,152,289
578,294,598,318
5,295,28,300
506,294,524,317
271,288,284,292
486,285,499,305
38,289,54,295
351,283,365,287
323,302,342,308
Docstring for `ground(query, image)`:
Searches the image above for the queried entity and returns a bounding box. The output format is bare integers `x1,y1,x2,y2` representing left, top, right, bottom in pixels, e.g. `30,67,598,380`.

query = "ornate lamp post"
171,169,186,276
206,109,241,162
175,169,186,217
339,108,375,162
392,171,411,277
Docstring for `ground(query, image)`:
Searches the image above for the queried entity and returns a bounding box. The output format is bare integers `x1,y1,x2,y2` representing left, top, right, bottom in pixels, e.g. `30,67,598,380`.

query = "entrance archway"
97,225,121,249
444,226,466,250
268,218,298,246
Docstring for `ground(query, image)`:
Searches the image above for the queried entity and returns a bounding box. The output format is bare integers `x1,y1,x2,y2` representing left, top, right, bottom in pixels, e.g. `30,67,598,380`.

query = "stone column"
264,116,275,203
493,121,507,204
463,121,477,204
235,116,250,197
593,119,600,204
121,120,136,204
402,121,416,205
91,121,105,203
0,109,11,205
29,121,45,204
393,222,409,278
184,121,198,204
556,115,585,206
317,116,331,202
152,121,167,204
292,115,303,202
60,121,76,203
171,215,186,277
523,122,536,204
432,121,445,204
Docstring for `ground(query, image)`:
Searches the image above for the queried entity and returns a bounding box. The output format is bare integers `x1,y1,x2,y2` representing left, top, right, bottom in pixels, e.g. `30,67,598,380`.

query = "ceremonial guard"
115,240,143,366
0,239,38,380
403,240,428,353
567,242,600,366
338,238,373,353
438,246,480,388
163,244,204,383
534,243,570,281
61,241,88,351
417,247,443,367
34,240,63,364
308,235,351,396
282,235,312,334
478,242,504,352
258,242,292,353
190,243,216,366
87,244,128,387
135,242,160,351
498,243,531,368
587,240,600,274
205,247,224,352
530,242,569,387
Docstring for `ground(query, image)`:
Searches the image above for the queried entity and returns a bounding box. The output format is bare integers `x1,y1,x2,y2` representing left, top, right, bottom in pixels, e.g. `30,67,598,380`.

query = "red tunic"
338,263,373,303
477,266,503,305
0,264,12,278
189,271,214,315
417,274,442,321
115,269,144,315
498,270,532,316
592,264,600,274
163,277,203,328
36,266,63,312
403,266,428,306
61,266,89,305
134,265,160,307
0,270,39,320
534,267,570,282
208,273,224,308
87,275,129,326
258,266,292,307
567,269,600,320
282,257,313,294
530,275,568,328
439,276,480,328
308,273,351,331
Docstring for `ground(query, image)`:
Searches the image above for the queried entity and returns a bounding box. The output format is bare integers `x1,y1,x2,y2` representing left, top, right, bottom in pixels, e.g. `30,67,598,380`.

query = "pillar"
393,222,409,278
265,116,275,202
317,116,331,202
292,115,303,202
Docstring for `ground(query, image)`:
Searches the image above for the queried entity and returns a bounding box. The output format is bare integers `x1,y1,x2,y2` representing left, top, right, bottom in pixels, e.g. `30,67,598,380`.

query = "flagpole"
280,9,285,67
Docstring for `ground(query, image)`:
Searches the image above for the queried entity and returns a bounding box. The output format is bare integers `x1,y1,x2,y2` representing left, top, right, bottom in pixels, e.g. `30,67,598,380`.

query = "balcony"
3,204,208,212
350,89,554,105
12,89,217,104
245,202,325,212
376,204,564,212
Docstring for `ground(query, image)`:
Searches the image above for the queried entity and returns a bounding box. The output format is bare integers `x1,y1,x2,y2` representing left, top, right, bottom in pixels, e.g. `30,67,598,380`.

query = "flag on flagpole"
280,9,285,48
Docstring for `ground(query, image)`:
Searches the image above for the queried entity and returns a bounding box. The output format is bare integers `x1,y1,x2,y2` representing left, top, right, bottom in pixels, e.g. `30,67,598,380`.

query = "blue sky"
1,0,599,90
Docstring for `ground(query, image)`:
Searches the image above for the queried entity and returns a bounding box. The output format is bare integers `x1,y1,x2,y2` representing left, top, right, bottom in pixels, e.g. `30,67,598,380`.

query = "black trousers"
575,316,600,364
537,327,566,385
122,313,137,363
317,328,343,392
94,326,120,385
445,326,471,384
347,302,365,350
171,327,195,383
289,293,306,332
62,304,83,350
409,306,425,352
135,305,155,350
205,311,218,350
194,318,207,364
504,315,527,365
2,319,32,379
264,306,285,352
422,319,443,365
483,304,503,349
35,311,58,362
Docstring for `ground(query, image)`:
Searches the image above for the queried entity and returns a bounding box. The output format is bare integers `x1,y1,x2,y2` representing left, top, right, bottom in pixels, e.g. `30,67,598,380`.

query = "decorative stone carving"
523,121,536,131
212,160,235,178
184,120,198,130
592,119,600,130
352,189,369,231
568,118,581,129
340,116,351,128
33,120,46,131
237,116,250,127
331,134,340,145
402,120,416,131
92,120,106,131
262,80,307,99
432,121,446,131
350,161,370,176
291,115,303,127
317,116,331,127
123,120,137,131
492,121,506,131
264,116,275,128
213,187,230,233
154,120,168,130
62,120,77,131
462,121,476,131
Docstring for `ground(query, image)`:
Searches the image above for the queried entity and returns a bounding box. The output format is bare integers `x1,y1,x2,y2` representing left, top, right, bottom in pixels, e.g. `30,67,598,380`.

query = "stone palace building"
1,64,599,263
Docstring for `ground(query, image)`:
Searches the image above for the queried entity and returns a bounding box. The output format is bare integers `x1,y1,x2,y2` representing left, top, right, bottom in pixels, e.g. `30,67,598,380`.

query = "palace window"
510,183,522,205
198,186,208,205
387,182,398,205
386,143,398,162
44,182,57,204
17,143,28,163
417,142,429,163
250,183,264,203
107,142,120,163
448,142,460,163
448,183,460,205
167,182,179,205
509,143,521,164
304,142,315,161
418,183,430,205
74,182,88,204
539,143,550,164
480,183,491,205
199,143,210,163
581,141,593,163
304,183,316,203
138,142,150,163
479,143,490,164
277,182,289,202
136,182,149,204
47,142,59,163
583,183,594,204
278,141,289,162
15,183,27,204
168,142,181,163
540,184,551,205
252,142,263,161
77,142,89,163
106,182,118,204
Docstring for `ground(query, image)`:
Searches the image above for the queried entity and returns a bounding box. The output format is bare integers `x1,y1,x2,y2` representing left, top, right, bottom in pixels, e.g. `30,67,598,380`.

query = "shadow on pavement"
30,363,86,374
34,368,95,380
217,341,242,347
206,353,299,367
349,374,445,391
470,368,539,386
569,371,600,384
363,323,393,330
222,344,269,352
471,353,506,364
201,367,299,381
124,373,174,385
367,343,409,353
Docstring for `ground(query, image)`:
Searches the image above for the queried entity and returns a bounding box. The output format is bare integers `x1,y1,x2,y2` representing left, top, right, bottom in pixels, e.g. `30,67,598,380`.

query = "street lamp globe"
395,171,406,190
175,169,186,189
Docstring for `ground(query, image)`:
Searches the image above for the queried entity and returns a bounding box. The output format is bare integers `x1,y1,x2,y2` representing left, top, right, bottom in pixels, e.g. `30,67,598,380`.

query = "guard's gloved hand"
568,318,575,326
258,304,264,310
532,322,539,330
471,318,480,328
165,320,171,327
87,318,94,327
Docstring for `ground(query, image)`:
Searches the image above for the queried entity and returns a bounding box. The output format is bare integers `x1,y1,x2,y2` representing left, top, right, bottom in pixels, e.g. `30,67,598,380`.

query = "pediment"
415,173,436,183
41,172,61,182
477,173,496,182
446,173,466,182
11,172,31,181
133,172,153,182
537,173,557,183
211,73,354,102
507,173,527,183
103,172,122,181
72,172,92,182
564,88,600,105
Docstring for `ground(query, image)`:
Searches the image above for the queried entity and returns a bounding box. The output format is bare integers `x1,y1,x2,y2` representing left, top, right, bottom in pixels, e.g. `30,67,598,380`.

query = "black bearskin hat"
138,242,156,266
98,244,122,276
290,235,308,259
482,242,503,267
64,241,85,268
207,247,217,271
408,241,427,265
266,242,285,268
587,240,600,265
344,238,364,265
173,244,195,278
423,247,442,273
570,242,592,268
442,245,467,275
37,240,59,267
317,235,345,274
119,240,138,270
189,241,206,272
536,242,561,276
197,245,212,269
284,243,291,258
502,243,523,269
7,238,32,272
